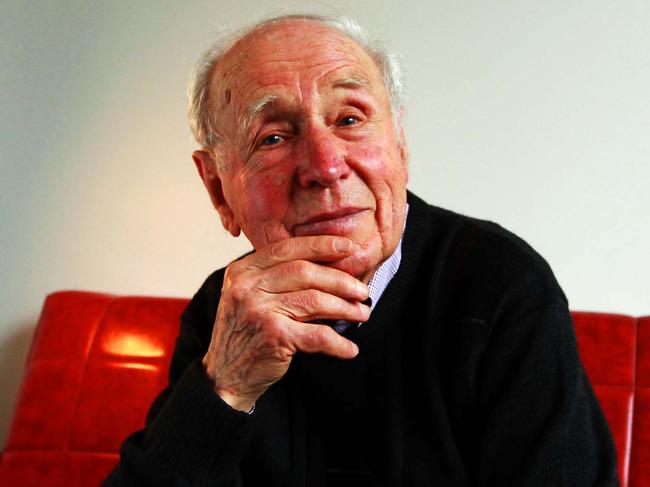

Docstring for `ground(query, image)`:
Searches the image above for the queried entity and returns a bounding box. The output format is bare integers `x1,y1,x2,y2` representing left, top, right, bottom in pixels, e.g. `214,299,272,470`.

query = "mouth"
293,208,370,237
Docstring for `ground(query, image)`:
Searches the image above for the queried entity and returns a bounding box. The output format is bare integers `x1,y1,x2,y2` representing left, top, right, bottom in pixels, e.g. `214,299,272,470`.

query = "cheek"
349,142,406,188
238,171,289,247
249,175,287,211
273,172,289,187
354,145,384,167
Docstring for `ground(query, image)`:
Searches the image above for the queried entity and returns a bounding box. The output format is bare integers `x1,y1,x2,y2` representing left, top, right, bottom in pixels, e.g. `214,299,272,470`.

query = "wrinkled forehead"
221,19,380,77
210,20,385,116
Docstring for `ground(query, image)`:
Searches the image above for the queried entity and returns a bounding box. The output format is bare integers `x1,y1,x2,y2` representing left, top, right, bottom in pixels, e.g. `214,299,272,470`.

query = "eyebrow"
240,94,279,138
238,76,370,138
331,75,370,89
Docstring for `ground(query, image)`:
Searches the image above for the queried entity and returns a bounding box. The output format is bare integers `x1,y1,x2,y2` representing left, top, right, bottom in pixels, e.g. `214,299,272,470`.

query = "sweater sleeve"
474,259,619,486
102,270,256,487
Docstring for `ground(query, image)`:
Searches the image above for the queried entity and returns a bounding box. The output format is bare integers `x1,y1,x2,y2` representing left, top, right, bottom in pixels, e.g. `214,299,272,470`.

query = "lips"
293,207,371,237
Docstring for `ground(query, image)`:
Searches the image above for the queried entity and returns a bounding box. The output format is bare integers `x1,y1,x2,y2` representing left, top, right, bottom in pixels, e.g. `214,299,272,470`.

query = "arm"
475,263,619,486
103,236,369,486
102,277,256,487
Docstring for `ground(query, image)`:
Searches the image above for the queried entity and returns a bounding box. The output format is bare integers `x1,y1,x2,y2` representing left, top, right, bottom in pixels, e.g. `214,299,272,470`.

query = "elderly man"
104,14,618,487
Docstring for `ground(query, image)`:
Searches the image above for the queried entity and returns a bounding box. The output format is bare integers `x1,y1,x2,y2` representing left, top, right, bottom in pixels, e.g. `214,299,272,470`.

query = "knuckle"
259,331,278,350
228,284,250,304
334,272,350,290
308,236,324,252
269,240,290,260
304,289,322,309
244,305,264,324
288,260,311,280
259,319,284,347
257,313,277,332
223,265,247,292
306,325,328,347
279,293,308,320
224,260,244,279
222,269,235,291
307,235,335,255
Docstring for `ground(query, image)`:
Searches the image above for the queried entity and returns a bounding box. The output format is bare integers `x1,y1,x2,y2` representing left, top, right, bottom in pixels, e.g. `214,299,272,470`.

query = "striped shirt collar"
366,232,403,313
333,204,408,333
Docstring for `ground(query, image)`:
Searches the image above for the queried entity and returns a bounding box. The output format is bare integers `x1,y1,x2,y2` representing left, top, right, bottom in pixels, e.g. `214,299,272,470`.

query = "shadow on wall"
0,323,37,448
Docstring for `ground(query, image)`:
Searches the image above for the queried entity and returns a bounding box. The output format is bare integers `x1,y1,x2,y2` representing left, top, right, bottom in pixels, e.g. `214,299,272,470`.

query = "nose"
297,129,350,188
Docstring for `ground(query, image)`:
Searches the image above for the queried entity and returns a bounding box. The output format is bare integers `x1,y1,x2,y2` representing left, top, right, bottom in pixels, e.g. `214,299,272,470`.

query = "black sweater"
104,192,618,486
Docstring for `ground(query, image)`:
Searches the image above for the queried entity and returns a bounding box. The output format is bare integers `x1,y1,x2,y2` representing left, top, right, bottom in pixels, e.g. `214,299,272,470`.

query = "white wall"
1,0,648,447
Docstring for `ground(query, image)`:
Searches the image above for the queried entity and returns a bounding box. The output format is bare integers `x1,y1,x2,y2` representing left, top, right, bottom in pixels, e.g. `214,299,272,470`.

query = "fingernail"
359,284,370,298
351,343,359,355
334,238,352,253
361,304,371,320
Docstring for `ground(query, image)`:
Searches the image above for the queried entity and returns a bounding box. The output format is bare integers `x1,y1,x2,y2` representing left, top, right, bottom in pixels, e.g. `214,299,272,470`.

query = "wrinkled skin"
192,19,409,411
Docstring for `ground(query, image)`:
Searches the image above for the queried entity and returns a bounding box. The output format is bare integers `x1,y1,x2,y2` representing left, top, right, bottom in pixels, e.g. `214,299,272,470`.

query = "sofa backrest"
0,291,648,486
0,292,186,487
572,312,650,486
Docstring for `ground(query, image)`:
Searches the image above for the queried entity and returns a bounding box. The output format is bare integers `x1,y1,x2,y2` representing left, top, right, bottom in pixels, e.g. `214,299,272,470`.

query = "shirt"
332,205,408,334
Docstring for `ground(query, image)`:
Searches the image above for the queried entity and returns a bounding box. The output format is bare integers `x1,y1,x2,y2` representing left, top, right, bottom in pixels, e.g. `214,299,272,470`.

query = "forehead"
212,20,385,109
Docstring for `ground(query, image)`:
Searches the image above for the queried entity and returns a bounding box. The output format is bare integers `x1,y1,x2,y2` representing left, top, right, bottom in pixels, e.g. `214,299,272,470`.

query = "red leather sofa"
0,291,648,486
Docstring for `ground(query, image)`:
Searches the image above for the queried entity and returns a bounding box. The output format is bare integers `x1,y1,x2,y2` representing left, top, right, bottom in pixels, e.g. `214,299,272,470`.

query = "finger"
257,260,369,301
248,236,355,270
275,289,371,323
289,321,359,359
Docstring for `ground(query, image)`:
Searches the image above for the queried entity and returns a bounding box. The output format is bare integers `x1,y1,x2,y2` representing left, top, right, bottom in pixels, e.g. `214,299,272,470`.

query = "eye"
260,134,284,146
338,115,360,127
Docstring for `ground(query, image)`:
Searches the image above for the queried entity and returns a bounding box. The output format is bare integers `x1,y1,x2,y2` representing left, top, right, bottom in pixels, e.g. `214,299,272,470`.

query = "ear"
192,150,241,237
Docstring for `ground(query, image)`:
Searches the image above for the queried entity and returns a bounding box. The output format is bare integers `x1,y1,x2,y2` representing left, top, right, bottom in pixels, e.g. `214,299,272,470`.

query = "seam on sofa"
623,317,638,487
64,296,116,451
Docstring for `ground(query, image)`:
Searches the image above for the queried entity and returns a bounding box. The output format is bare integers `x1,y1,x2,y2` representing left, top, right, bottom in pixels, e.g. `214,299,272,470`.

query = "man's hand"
202,236,370,412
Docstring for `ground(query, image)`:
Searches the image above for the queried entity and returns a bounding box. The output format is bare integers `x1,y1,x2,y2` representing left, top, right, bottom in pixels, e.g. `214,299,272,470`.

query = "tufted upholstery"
0,291,648,486
0,292,187,487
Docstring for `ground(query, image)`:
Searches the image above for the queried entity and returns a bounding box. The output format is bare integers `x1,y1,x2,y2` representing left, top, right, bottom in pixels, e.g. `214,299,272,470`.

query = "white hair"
187,14,405,150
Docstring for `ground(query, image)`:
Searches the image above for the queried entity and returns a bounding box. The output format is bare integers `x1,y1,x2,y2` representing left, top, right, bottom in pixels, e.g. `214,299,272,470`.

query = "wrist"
201,358,256,413
215,388,256,414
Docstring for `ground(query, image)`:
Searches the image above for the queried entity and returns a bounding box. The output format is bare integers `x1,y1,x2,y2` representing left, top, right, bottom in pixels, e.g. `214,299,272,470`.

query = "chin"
327,247,383,284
